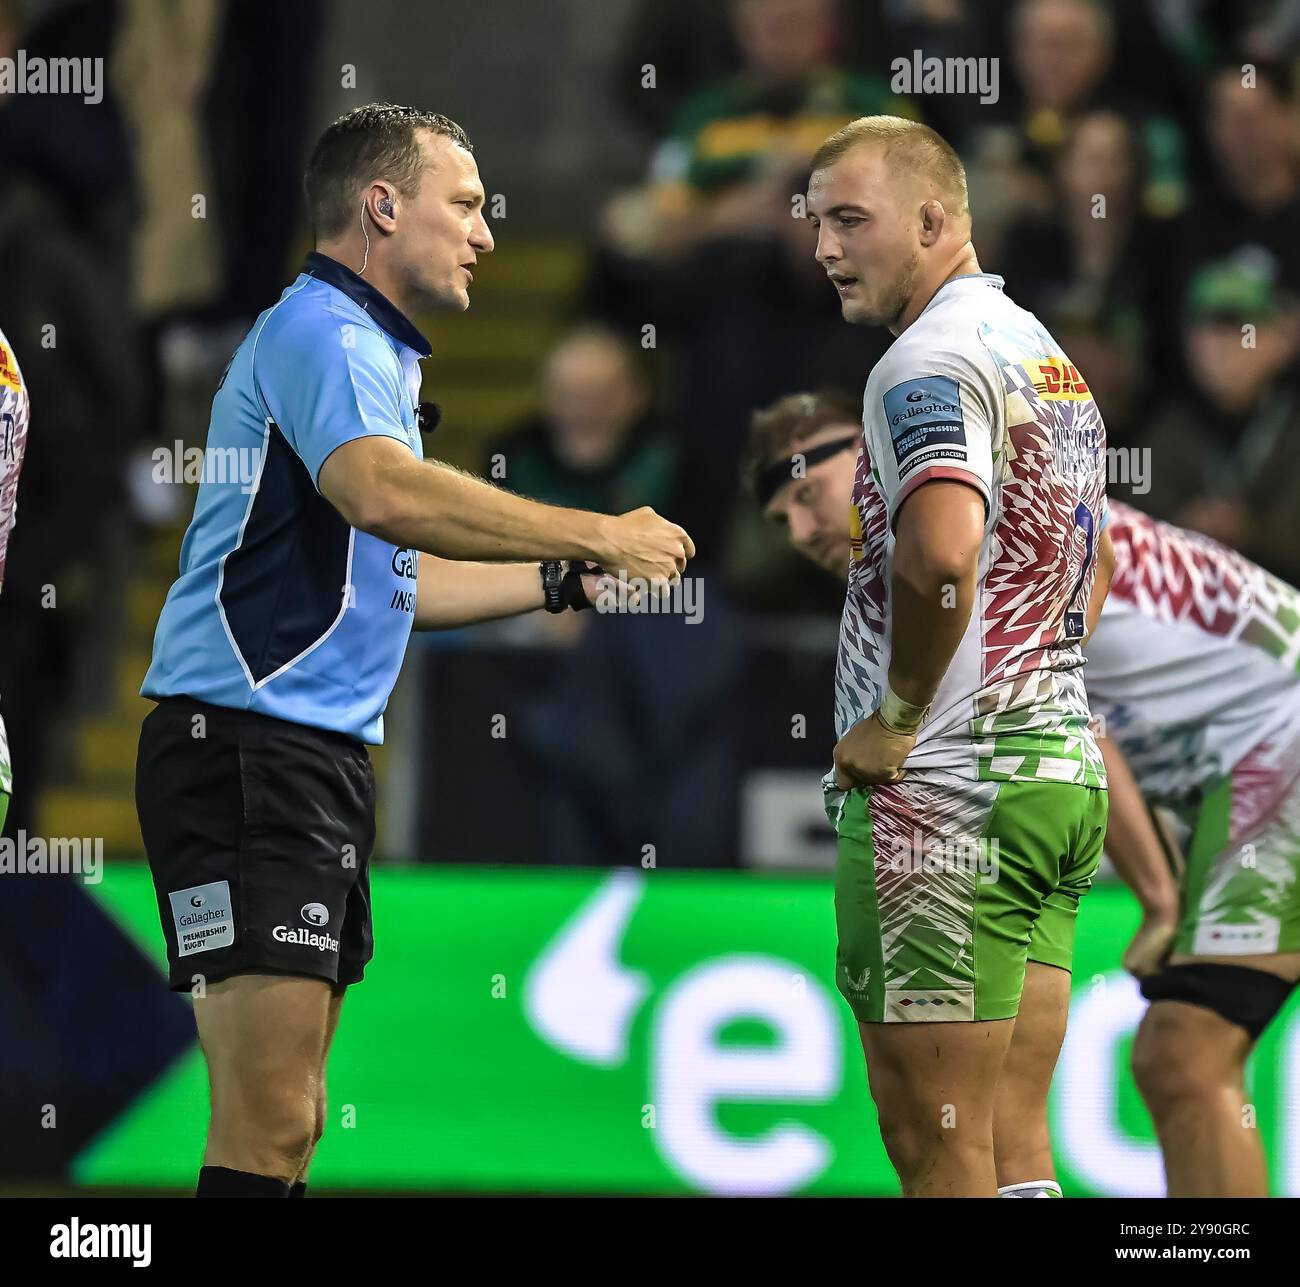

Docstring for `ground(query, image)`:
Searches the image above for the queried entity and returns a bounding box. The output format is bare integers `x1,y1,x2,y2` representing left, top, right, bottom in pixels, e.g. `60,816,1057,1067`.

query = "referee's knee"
210,1082,319,1176
312,1087,327,1149
267,1103,318,1173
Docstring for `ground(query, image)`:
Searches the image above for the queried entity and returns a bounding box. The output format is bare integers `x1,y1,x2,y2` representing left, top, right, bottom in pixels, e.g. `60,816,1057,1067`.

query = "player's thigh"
833,774,1043,1026
195,972,336,1107
1000,960,1071,1100
316,986,346,1105
1132,998,1255,1092
859,1015,1015,1124
321,985,346,1063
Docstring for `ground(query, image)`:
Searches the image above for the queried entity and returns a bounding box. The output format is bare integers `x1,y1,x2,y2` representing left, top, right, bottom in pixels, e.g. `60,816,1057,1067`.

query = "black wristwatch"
540,560,565,613
541,561,601,613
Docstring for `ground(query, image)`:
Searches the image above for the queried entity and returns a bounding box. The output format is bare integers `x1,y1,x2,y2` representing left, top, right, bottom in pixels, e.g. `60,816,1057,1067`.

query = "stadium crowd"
1,0,1298,865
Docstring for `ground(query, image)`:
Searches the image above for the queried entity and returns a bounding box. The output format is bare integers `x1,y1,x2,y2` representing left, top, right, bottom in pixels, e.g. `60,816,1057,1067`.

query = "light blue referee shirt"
141,252,430,744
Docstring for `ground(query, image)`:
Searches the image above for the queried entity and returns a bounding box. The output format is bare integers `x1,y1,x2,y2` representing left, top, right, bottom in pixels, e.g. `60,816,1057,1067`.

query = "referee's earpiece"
358,195,394,277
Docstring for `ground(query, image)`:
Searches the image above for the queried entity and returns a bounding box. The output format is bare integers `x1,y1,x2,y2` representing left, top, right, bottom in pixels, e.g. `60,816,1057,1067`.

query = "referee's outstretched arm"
319,434,693,586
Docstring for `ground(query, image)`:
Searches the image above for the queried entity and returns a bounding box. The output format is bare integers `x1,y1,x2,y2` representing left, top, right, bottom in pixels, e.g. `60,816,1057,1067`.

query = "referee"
136,103,693,1199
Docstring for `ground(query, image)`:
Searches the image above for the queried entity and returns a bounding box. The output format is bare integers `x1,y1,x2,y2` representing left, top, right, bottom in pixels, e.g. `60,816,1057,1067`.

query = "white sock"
998,1180,1062,1198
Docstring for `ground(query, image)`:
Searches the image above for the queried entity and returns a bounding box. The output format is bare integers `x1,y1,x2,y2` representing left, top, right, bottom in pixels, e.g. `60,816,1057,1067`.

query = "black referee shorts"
135,695,376,992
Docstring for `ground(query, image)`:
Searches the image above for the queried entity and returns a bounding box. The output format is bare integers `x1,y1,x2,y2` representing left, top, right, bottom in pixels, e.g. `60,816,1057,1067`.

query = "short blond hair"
810,115,969,221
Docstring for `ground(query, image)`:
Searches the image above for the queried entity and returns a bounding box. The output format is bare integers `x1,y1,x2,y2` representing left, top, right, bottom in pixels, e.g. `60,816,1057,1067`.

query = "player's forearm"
413,557,544,630
371,457,609,563
887,558,976,706
886,484,983,709
1098,734,1180,917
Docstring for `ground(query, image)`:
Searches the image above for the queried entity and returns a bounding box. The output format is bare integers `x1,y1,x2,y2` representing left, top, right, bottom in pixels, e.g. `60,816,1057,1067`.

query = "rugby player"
801,115,1112,1197
0,326,31,833
136,104,693,1198
749,389,1300,1197
1089,505,1300,1197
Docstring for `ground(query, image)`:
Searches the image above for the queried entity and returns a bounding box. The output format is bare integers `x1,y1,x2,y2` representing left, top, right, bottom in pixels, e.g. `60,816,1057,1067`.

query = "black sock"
289,1182,307,1199
196,1165,291,1198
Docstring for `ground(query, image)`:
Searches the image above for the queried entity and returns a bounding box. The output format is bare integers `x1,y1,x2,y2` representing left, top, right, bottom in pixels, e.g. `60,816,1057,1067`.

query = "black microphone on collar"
417,402,443,435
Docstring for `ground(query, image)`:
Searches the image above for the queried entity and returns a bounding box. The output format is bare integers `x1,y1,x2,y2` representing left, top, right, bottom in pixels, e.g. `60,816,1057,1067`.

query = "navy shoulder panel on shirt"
220,420,352,686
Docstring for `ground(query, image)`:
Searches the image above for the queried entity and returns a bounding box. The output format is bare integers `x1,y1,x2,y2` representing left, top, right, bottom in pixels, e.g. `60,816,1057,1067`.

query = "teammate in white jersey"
803,116,1112,1197
0,327,31,831
1089,501,1300,1196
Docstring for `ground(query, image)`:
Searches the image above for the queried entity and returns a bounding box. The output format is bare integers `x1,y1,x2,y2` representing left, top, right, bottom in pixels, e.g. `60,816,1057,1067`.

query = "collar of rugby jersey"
301,251,433,357
919,272,1006,319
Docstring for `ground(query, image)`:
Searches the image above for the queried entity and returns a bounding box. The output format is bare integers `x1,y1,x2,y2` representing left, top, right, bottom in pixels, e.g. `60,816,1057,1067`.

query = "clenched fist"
833,712,917,789
595,507,695,591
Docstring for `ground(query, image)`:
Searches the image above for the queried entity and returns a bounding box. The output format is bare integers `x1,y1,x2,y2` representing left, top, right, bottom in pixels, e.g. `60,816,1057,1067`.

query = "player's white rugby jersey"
1088,500,1300,804
836,273,1108,785
0,325,31,795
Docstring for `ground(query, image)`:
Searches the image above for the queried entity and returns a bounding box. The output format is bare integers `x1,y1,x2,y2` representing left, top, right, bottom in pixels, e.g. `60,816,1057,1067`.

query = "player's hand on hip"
596,507,695,591
1122,909,1179,978
833,712,915,789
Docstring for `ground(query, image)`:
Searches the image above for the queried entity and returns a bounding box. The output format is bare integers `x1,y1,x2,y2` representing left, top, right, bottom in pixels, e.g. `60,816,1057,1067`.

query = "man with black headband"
746,390,864,575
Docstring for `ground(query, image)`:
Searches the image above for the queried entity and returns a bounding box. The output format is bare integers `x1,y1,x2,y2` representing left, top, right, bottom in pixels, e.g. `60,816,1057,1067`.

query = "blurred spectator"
1163,59,1300,324
118,0,325,464
0,0,140,838
1144,58,1300,390
609,0,895,139
609,0,741,138
1004,110,1163,440
969,0,1187,265
489,338,741,869
604,0,913,265
201,0,324,327
489,326,676,516
518,597,747,867
1126,254,1300,584
877,0,1005,150
591,0,907,558
114,0,224,364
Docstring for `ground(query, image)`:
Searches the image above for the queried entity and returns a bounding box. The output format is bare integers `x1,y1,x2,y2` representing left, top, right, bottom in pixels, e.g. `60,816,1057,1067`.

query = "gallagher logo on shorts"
272,903,338,952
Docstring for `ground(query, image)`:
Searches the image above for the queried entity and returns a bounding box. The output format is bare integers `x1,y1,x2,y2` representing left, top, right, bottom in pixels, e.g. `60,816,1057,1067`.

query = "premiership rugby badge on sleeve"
883,375,965,478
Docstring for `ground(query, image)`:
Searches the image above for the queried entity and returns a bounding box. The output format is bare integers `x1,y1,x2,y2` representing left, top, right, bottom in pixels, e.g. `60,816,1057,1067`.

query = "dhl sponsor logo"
0,345,20,391
1028,357,1090,401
